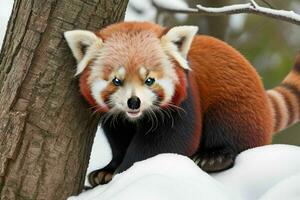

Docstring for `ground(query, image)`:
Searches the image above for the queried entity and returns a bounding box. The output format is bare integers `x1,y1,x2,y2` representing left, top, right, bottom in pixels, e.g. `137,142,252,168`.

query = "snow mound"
213,145,300,200
70,144,300,200
259,173,300,200
70,154,241,200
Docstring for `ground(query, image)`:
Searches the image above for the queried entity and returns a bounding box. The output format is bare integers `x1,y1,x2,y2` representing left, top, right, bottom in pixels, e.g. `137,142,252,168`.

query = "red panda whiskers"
156,106,172,122
100,108,121,127
148,107,160,134
165,103,187,115
153,104,177,129
112,111,121,128
163,108,175,128
144,110,156,135
64,22,300,185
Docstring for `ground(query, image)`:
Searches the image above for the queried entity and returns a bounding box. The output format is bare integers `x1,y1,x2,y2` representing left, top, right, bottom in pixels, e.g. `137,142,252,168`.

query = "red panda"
64,22,300,187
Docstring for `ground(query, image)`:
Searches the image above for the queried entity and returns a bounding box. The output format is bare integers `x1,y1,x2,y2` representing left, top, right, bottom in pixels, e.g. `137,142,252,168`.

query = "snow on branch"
196,0,300,25
152,0,300,26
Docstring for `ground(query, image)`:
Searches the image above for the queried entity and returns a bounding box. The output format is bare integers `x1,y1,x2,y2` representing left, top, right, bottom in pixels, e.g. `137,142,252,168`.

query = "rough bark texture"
0,0,128,199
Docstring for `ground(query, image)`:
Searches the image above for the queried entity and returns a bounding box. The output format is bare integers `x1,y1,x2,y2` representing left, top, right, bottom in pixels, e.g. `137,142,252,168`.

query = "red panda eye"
112,77,122,86
145,77,155,86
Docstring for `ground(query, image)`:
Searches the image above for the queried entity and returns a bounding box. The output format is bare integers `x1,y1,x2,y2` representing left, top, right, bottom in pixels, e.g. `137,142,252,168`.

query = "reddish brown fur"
275,87,295,125
267,94,281,131
97,22,166,41
171,67,187,106
80,68,109,112
267,55,300,132
188,36,273,146
187,72,202,155
63,22,300,183
101,83,118,105
292,53,300,73
152,84,165,103
80,22,300,153
80,68,97,107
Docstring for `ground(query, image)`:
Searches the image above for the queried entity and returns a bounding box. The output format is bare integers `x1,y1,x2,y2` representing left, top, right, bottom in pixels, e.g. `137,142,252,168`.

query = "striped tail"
267,53,300,134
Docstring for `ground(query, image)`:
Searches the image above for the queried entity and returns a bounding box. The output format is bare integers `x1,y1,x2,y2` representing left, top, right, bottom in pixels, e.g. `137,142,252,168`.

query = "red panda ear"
160,26,198,70
64,30,103,76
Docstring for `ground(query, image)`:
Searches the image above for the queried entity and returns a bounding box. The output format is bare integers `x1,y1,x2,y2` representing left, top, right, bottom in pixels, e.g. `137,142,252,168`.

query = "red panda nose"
127,96,141,110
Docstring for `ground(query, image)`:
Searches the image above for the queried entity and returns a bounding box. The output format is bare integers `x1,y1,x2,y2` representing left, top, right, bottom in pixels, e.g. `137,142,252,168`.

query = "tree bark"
0,0,128,199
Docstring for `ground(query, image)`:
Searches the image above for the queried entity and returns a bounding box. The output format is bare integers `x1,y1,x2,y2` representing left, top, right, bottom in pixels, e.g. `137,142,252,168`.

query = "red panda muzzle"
64,22,300,186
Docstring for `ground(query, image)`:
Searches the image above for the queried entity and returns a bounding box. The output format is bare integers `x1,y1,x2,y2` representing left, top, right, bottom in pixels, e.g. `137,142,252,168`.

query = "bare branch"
152,0,300,26
196,0,300,25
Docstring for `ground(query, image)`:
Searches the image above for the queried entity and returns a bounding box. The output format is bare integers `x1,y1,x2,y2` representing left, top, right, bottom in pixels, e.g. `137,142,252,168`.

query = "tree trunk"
0,0,128,199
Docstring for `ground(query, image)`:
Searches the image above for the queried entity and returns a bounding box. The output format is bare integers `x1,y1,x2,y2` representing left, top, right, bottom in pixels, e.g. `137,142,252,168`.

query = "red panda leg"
192,101,272,172
88,117,136,187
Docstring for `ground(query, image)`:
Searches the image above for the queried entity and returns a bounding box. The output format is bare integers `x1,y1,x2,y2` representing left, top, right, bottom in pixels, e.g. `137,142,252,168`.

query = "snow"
85,127,112,186
71,154,242,200
259,173,300,200
0,0,14,48
252,2,300,22
255,7,300,22
125,0,157,22
125,0,189,23
73,127,300,200
197,3,252,13
152,0,190,11
212,145,300,200
1,1,300,199
196,1,300,24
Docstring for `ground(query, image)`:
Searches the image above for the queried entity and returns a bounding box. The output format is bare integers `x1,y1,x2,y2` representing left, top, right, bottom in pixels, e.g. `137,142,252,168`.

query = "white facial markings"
139,67,147,79
109,81,156,118
156,78,175,105
117,67,126,80
135,86,157,109
110,83,132,109
90,79,109,107
81,29,184,119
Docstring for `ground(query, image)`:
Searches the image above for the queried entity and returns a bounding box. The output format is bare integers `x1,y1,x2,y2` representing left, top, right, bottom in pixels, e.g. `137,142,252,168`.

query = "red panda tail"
267,53,300,134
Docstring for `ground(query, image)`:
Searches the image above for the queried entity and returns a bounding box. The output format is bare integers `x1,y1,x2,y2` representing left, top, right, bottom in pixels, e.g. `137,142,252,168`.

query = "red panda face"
64,22,198,120
87,31,178,119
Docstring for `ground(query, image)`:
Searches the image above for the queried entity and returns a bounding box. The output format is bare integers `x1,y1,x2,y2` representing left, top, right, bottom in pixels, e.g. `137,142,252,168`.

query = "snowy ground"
1,1,300,200
71,129,300,200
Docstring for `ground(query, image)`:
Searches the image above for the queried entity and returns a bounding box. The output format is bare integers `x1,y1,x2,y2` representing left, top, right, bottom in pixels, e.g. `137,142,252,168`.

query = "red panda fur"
66,22,300,181
80,67,108,112
80,68,96,107
81,22,300,149
170,67,187,107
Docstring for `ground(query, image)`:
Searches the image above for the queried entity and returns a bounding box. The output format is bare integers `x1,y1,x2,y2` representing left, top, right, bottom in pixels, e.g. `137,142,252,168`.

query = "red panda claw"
192,150,236,173
88,169,113,187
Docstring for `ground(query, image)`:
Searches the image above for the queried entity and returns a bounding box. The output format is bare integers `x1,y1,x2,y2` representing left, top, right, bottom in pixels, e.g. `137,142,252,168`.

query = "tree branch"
152,0,300,26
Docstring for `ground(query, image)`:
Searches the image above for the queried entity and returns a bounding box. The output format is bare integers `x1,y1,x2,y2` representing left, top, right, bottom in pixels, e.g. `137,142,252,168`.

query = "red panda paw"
88,169,113,187
192,149,236,173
